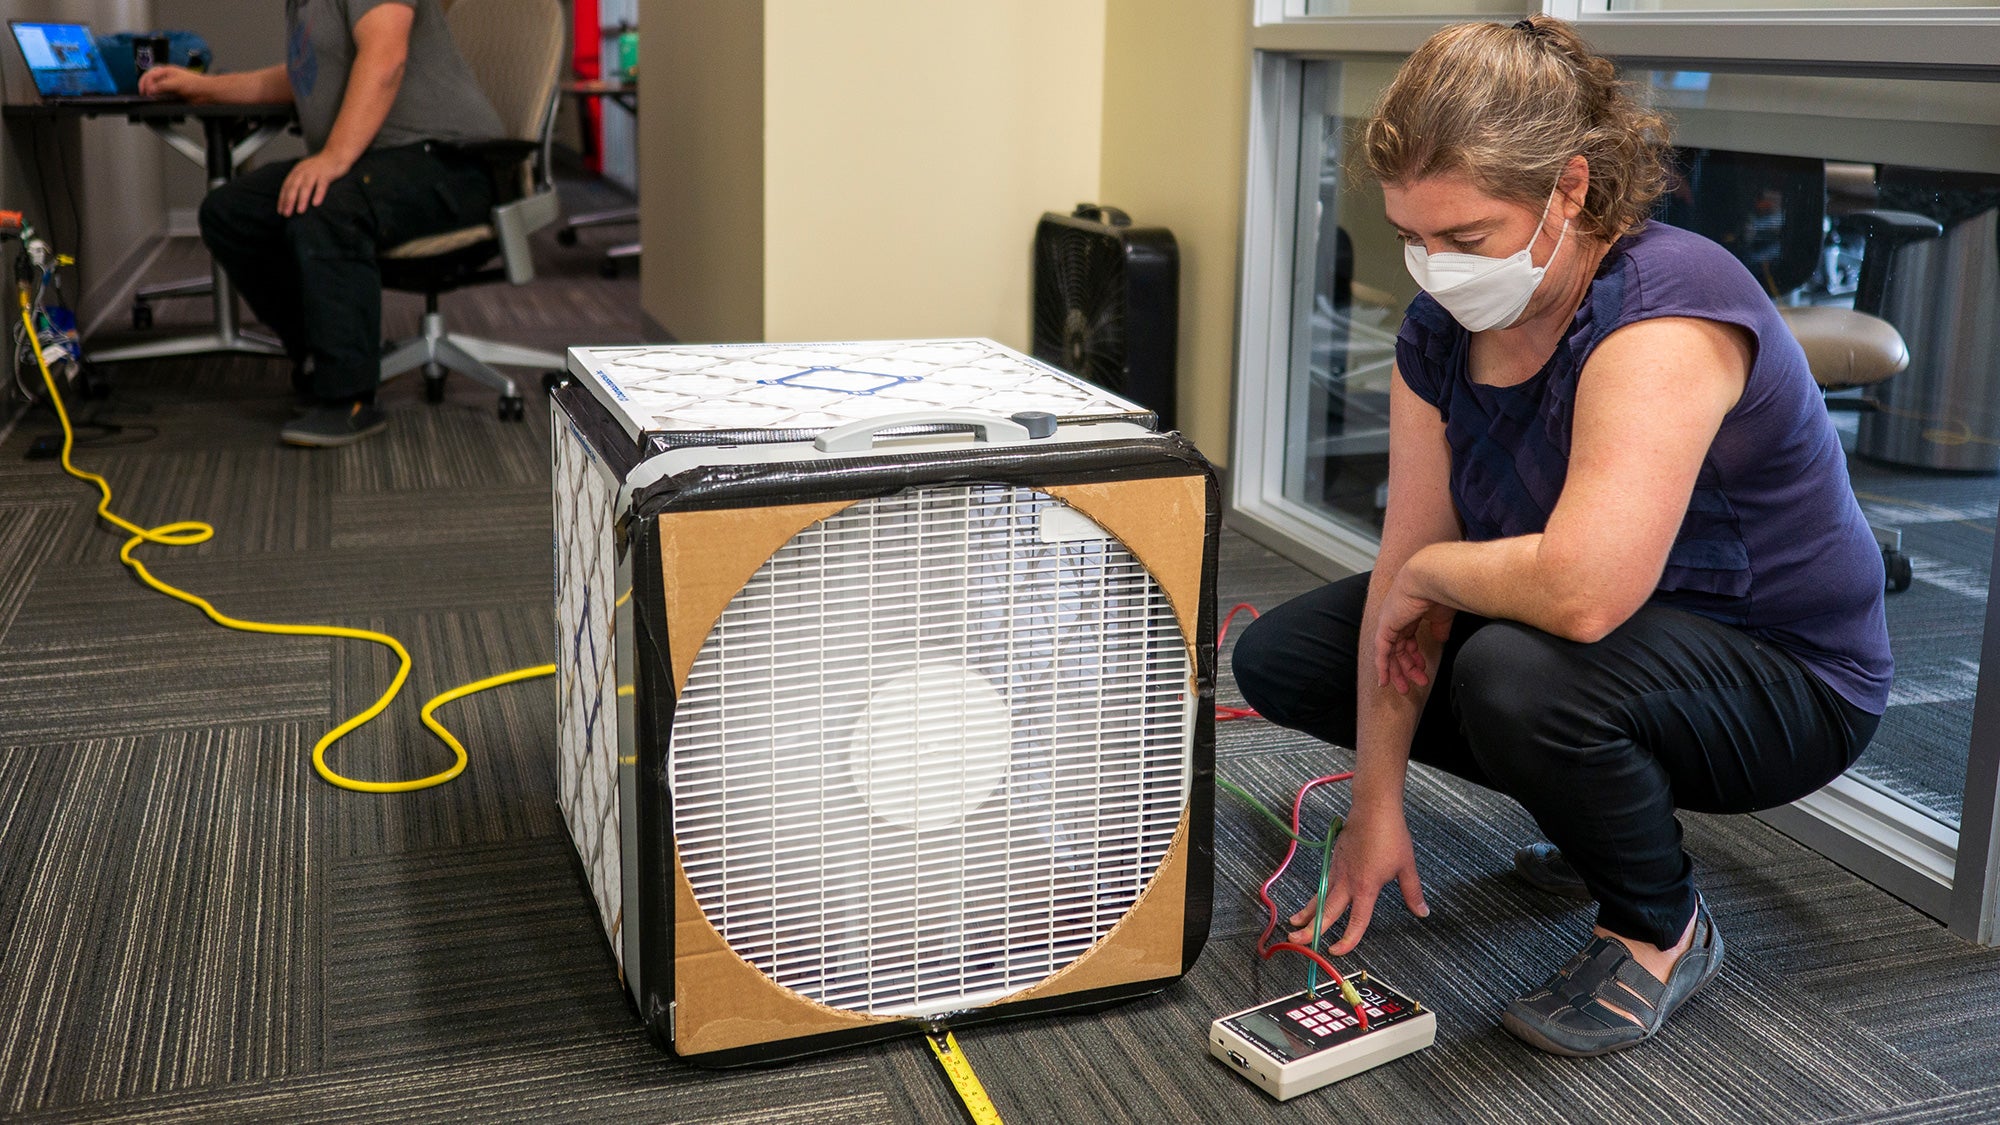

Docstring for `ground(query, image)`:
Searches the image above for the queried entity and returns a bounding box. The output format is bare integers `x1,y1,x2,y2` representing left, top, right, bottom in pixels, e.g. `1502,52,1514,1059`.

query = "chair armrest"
1839,208,1944,243
493,187,561,285
1839,209,1945,317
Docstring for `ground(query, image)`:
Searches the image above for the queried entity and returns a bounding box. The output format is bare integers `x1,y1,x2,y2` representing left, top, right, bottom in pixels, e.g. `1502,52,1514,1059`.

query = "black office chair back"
1656,146,1827,299
1854,166,2000,315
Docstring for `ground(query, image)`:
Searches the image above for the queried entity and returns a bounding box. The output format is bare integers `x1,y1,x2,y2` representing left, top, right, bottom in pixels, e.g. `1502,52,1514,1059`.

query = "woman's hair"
1361,15,1671,240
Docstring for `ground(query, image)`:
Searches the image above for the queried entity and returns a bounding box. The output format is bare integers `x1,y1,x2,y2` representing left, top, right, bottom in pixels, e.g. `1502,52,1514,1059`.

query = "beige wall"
637,0,1249,466
639,0,763,342
1098,0,1249,466
762,2,1103,348
639,0,1105,351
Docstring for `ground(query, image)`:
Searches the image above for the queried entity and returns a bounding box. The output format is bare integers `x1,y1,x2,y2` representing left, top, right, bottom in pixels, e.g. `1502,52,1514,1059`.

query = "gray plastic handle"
813,411,1032,453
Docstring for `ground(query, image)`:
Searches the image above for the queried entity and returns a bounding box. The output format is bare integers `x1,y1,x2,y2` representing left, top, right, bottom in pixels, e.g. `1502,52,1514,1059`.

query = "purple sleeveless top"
1395,221,1892,713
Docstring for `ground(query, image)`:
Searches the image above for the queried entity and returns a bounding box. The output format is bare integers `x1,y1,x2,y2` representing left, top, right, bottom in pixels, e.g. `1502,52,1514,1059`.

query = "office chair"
557,203,640,278
376,0,568,420
554,83,641,279
1659,146,1935,592
1850,166,2000,473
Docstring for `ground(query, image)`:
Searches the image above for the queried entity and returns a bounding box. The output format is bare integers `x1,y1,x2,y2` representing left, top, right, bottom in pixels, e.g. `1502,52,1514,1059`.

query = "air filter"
551,338,1217,1066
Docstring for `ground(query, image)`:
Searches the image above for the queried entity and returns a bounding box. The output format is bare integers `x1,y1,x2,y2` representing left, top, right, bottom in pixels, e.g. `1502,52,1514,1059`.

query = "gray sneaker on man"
1514,842,1595,901
282,402,388,448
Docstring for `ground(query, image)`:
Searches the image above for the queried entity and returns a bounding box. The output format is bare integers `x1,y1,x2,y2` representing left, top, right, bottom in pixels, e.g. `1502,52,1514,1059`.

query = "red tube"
1216,602,1262,722
1247,771,1367,1027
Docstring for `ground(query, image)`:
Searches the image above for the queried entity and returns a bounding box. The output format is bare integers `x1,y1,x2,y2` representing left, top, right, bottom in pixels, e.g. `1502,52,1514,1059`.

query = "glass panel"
1641,71,2000,175
1282,59,2000,832
1632,67,2000,829
1603,0,1997,11
1830,165,1996,832
1281,58,1412,540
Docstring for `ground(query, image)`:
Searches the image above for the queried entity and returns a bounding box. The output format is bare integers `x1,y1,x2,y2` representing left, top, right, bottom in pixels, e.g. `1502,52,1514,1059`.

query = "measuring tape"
928,1030,1003,1124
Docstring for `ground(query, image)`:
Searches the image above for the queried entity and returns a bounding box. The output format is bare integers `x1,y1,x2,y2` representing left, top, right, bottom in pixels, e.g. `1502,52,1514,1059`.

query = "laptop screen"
9,21,119,98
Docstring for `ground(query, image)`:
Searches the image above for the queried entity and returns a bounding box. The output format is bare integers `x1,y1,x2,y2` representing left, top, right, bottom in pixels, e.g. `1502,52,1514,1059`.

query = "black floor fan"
1032,204,1179,429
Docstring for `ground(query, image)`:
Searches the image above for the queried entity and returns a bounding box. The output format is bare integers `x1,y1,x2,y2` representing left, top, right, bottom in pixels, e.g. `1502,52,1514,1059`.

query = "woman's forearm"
1403,533,1637,644
1353,575,1429,815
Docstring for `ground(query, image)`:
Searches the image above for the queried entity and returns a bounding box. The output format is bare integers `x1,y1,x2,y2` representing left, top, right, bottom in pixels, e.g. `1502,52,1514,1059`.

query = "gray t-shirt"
285,0,504,153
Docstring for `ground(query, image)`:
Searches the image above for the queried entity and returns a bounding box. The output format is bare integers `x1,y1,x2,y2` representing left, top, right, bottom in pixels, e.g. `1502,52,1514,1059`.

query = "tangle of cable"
19,300,552,793
1220,769,1368,1026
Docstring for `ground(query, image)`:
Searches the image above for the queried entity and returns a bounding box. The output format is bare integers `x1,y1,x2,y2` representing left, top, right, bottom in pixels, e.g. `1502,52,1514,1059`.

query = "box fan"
1032,204,1179,429
551,338,1218,1065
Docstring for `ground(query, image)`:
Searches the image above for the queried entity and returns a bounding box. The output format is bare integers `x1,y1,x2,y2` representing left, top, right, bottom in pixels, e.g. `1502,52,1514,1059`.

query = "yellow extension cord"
20,300,554,793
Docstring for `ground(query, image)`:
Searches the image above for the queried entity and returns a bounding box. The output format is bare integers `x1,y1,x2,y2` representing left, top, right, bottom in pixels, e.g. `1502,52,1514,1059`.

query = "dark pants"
198,142,494,402
1230,572,1879,948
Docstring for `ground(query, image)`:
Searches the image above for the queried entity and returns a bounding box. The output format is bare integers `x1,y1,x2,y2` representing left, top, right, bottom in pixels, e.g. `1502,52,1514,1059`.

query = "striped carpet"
3,191,2000,1122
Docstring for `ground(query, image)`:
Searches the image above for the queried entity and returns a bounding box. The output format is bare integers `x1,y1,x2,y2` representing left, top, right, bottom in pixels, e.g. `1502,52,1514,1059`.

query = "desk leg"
89,116,285,364
89,252,285,362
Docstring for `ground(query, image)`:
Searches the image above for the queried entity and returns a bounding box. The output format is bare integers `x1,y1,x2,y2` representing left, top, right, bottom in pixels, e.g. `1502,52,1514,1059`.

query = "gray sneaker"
1514,843,1595,901
282,402,387,448
1501,893,1724,1057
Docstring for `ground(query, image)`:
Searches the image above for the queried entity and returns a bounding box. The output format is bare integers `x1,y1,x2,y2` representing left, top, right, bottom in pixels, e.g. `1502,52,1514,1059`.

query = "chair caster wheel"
131,302,153,330
422,363,447,404
557,227,579,247
499,395,525,421
599,259,621,280
541,371,566,395
79,363,111,399
1885,548,1912,593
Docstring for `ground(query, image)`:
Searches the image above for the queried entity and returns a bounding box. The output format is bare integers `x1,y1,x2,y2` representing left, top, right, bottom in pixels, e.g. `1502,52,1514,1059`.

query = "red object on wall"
573,0,603,173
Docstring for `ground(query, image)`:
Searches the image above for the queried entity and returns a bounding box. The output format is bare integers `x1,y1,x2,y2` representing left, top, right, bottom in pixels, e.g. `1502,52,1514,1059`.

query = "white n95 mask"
1403,186,1570,333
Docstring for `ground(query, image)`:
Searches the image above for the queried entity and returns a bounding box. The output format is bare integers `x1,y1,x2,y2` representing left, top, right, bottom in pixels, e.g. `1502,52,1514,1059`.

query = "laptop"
8,20,168,105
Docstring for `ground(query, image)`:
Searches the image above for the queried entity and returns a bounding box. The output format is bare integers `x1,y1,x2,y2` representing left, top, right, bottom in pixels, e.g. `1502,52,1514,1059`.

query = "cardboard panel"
1045,475,1206,655
672,848,894,1056
660,475,1209,1049
999,813,1191,1003
657,500,857,693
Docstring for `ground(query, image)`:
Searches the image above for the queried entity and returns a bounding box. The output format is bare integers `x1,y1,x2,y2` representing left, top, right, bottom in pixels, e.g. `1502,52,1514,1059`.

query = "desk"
566,77,635,116
2,100,295,363
560,79,639,275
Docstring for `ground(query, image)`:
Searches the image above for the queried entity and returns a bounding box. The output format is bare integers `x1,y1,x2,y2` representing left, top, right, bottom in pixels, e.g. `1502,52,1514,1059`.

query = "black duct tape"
551,380,647,484
629,431,1213,520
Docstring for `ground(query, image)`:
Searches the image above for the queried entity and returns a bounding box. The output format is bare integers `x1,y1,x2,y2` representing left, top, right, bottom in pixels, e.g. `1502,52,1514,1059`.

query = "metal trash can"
1858,174,2000,472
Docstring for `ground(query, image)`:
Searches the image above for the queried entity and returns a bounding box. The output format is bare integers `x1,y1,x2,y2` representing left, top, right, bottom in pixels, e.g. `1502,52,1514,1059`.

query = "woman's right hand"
1285,802,1429,955
1374,566,1454,695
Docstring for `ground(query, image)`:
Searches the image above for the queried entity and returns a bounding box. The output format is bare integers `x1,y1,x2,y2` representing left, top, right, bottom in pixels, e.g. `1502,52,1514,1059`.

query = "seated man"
140,0,504,447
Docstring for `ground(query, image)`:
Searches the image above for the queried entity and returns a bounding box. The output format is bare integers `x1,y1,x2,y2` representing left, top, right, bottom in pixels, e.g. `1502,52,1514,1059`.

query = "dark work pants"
197,142,494,402
1230,572,1879,948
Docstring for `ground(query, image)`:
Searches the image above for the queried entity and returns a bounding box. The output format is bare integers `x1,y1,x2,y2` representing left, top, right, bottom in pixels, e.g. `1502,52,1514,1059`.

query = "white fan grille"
669,483,1191,1016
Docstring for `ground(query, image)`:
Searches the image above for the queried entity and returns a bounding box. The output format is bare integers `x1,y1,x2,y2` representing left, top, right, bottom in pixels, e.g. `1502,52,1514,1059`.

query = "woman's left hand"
1374,573,1454,694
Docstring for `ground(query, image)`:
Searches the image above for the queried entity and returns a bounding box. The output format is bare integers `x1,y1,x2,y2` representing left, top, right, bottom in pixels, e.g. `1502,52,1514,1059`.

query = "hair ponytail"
1362,15,1671,240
